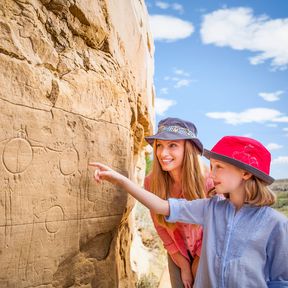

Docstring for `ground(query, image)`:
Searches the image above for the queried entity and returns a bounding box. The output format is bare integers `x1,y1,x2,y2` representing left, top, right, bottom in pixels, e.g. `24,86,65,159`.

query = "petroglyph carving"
45,205,64,233
3,138,33,173
59,148,78,175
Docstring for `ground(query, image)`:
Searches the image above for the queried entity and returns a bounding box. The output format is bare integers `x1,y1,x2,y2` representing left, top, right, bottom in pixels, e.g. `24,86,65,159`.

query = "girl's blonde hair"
150,140,206,228
208,175,276,206
243,176,276,206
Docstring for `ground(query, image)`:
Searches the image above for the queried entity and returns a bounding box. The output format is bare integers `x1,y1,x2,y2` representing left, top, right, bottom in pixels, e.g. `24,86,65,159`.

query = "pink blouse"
144,175,214,261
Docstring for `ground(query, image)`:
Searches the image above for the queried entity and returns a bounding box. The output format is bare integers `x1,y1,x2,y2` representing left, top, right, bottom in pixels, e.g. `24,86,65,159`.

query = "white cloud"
267,123,278,128
266,143,283,151
160,87,169,94
272,116,288,123
200,7,288,69
272,156,288,164
155,2,184,14
155,98,176,115
174,79,191,88
283,127,288,131
149,15,194,41
163,69,194,90
259,90,284,102
155,1,169,9
174,69,190,77
172,3,184,14
175,69,184,75
206,107,288,125
242,133,252,137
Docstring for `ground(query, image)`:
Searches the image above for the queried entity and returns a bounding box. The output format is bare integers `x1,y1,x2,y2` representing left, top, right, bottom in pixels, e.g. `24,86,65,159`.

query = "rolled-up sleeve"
166,198,209,226
267,220,288,287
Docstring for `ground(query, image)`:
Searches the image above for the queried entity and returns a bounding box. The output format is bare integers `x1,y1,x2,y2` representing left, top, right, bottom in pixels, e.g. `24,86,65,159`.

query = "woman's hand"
171,252,193,288
191,255,200,280
88,162,124,185
180,266,193,288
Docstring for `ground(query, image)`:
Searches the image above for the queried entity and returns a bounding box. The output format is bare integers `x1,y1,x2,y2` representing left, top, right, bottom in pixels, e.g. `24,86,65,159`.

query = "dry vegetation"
135,202,166,288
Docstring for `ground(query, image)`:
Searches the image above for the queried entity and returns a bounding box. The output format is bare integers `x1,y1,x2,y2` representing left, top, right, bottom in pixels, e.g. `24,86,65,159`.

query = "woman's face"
156,139,185,173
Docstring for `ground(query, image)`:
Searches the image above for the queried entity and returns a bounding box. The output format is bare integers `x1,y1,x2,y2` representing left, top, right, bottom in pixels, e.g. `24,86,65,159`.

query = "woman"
144,117,213,288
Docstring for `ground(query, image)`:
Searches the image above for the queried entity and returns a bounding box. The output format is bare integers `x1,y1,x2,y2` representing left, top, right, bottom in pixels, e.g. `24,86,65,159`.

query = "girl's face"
210,159,246,194
156,139,185,173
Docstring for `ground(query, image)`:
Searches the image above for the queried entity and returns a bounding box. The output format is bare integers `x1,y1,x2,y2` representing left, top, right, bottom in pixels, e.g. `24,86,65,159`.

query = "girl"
89,136,288,287
143,117,212,287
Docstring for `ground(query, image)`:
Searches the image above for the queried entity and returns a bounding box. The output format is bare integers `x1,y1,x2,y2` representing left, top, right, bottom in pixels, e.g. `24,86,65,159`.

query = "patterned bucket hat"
145,117,203,154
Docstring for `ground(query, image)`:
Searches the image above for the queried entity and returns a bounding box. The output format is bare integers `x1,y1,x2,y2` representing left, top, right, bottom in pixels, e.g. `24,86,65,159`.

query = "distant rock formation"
0,0,154,287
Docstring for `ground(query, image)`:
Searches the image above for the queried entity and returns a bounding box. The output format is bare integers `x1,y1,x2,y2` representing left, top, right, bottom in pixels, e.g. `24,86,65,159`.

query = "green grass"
271,179,288,217
145,154,153,176
273,191,288,217
276,206,288,217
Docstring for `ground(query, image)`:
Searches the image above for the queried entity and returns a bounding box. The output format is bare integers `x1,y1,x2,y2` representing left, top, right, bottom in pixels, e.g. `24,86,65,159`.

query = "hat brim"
203,149,274,185
145,131,203,154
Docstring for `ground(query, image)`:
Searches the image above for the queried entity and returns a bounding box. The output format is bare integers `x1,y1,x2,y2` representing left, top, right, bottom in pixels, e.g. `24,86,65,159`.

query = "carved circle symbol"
45,205,64,233
59,148,78,175
3,138,33,173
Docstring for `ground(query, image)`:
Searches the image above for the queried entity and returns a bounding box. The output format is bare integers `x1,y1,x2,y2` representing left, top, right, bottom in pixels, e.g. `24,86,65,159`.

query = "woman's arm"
171,251,190,269
89,162,170,216
149,212,180,254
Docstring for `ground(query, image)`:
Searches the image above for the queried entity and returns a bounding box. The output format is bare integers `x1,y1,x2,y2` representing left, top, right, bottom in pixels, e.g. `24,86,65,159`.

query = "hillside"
271,179,288,217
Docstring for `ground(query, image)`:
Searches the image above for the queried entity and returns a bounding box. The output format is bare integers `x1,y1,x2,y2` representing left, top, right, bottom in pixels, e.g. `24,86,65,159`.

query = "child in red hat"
89,136,288,288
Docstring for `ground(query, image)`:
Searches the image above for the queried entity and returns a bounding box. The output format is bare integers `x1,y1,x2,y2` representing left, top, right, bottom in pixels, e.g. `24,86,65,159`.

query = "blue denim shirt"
166,196,288,288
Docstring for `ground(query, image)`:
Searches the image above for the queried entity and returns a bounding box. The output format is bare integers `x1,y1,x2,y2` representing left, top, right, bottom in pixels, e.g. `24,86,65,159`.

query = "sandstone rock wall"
0,0,154,287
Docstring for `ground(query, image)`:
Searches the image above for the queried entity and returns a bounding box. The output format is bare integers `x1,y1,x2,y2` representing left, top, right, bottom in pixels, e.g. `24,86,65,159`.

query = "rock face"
0,1,154,287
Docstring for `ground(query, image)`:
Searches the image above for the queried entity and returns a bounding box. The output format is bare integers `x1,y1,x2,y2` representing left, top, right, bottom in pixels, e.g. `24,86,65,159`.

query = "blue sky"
146,0,288,180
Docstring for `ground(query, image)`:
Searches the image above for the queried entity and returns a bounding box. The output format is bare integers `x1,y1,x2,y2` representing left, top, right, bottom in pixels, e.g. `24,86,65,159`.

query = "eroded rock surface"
0,0,154,287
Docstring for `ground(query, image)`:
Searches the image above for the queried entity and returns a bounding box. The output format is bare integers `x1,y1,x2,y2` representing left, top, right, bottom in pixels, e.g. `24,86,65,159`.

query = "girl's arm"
89,162,170,216
266,220,288,286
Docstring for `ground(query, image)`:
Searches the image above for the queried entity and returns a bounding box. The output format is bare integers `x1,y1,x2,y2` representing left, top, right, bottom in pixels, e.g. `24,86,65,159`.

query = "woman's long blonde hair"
150,140,206,228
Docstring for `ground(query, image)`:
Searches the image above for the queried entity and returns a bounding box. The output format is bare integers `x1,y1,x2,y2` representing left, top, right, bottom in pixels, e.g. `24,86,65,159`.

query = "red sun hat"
204,136,274,185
